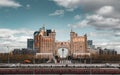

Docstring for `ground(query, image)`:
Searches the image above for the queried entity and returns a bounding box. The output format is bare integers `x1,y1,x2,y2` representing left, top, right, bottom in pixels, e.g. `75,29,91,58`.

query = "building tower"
27,39,33,50
70,30,88,58
34,26,56,59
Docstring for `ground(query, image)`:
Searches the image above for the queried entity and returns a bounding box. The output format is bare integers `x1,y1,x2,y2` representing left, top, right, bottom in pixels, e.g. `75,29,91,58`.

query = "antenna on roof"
42,24,45,31
43,24,45,27
70,26,73,32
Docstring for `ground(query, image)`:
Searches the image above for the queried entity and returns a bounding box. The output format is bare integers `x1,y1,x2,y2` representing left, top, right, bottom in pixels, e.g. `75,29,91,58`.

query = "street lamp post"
62,48,64,58
7,46,9,64
62,48,64,64
33,52,35,64
90,54,92,75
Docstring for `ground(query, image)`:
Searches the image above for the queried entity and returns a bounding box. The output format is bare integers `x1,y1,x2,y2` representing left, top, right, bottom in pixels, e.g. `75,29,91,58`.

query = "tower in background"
27,39,33,50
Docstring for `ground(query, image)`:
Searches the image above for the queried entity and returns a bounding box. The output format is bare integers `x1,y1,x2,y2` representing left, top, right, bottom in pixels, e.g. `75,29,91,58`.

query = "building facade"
12,48,36,55
34,26,89,59
27,39,33,50
70,30,89,58
97,48,117,55
34,27,55,58
87,40,95,50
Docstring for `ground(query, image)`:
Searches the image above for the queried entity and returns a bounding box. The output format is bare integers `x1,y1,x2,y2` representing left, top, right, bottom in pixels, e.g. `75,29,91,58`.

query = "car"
105,63,111,68
9,64,16,68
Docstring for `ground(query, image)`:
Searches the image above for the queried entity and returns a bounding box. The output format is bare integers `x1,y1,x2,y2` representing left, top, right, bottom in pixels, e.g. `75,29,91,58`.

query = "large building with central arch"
34,26,90,60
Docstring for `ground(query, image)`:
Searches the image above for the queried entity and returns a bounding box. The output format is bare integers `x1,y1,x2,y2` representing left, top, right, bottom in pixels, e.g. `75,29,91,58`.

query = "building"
34,26,55,58
34,26,89,59
87,40,93,48
97,47,117,55
12,49,21,54
70,30,89,58
87,40,92,45
34,31,40,51
87,40,95,49
27,39,33,50
12,48,36,55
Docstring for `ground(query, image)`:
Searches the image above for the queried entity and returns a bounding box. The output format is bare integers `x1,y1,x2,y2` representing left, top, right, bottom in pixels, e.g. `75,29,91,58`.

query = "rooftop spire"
70,27,73,32
42,24,45,31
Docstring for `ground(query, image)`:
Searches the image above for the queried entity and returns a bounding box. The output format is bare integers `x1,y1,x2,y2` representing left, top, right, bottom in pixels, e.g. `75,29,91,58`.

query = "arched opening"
58,48,68,58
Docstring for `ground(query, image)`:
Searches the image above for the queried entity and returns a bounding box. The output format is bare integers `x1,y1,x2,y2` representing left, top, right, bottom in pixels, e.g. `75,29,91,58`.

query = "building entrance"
57,48,72,64
58,48,68,58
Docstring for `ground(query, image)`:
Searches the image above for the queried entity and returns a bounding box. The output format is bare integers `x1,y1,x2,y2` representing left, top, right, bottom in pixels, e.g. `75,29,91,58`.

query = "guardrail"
0,63,119,69
0,68,120,74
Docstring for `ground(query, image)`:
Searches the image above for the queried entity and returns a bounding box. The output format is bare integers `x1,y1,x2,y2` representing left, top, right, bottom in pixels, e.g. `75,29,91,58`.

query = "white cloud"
0,0,22,8
52,0,120,14
96,6,114,15
74,15,81,20
87,31,120,42
52,0,120,18
70,14,120,30
114,32,120,37
0,28,33,38
68,20,88,28
87,14,120,30
96,5,120,18
26,4,30,9
49,9,64,16
53,0,81,9
88,31,112,38
26,4,30,8
87,14,104,21
66,8,74,12
0,28,34,52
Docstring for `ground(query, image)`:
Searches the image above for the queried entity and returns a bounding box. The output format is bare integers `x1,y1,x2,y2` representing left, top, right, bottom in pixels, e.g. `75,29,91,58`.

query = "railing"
0,63,119,68
0,68,120,74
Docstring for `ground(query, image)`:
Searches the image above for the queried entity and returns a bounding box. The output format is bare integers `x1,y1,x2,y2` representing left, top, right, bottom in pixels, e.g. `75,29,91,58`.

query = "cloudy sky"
0,0,120,53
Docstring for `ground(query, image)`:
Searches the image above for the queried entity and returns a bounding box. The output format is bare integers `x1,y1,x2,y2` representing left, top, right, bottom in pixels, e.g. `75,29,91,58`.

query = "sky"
0,0,120,53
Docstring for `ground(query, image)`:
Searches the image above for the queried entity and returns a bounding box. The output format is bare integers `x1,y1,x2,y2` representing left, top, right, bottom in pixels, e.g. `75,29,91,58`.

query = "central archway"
58,48,68,58
55,42,71,57
54,42,71,63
